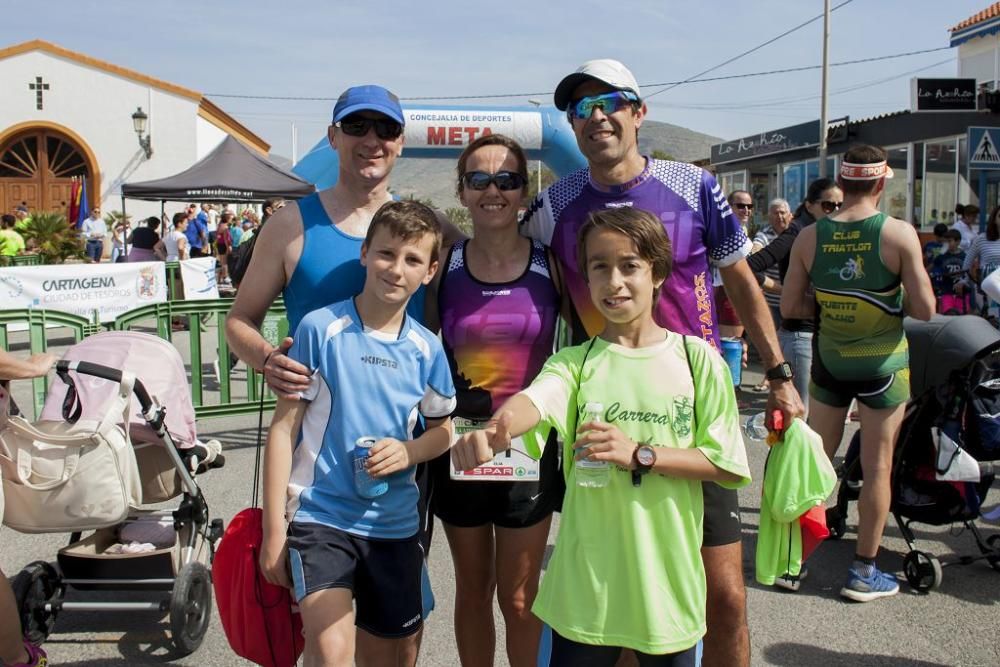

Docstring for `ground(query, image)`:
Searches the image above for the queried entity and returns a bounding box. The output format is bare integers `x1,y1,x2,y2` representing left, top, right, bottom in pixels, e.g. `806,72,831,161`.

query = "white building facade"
0,39,268,220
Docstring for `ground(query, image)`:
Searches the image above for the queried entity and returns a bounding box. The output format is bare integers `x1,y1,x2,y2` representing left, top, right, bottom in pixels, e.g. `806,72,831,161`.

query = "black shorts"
548,629,698,666
190,247,205,258
431,429,564,528
702,482,741,547
217,243,228,255
287,522,426,638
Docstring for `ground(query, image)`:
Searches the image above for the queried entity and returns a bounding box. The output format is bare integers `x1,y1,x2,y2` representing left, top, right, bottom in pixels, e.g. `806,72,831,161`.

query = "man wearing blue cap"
226,84,461,664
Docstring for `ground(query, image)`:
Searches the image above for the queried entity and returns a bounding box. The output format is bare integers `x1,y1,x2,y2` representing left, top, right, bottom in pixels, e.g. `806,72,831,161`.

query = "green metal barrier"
0,309,99,416
10,255,41,266
1,298,287,421
112,298,287,419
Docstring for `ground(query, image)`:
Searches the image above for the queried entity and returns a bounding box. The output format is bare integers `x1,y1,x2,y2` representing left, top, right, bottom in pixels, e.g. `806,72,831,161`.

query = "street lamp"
131,106,153,159
528,98,543,192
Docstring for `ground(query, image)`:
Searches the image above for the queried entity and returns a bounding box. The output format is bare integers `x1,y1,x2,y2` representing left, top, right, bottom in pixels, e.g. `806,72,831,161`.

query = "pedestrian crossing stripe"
973,131,1000,165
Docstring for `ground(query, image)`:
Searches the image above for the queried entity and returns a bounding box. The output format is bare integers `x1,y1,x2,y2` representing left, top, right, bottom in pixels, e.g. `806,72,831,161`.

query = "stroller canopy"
905,315,1000,396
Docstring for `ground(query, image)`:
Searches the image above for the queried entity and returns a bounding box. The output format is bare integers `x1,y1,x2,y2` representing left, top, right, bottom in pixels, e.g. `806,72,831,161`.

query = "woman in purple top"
427,134,565,667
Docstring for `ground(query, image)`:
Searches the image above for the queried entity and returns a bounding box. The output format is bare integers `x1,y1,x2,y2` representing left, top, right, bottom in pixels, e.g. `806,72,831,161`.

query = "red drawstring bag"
213,507,304,667
799,505,830,561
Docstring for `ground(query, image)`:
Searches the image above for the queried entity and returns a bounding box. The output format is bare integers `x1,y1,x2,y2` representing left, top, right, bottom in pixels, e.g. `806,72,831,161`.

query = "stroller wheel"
826,507,846,540
169,562,212,656
10,561,63,644
903,551,942,592
987,535,1000,572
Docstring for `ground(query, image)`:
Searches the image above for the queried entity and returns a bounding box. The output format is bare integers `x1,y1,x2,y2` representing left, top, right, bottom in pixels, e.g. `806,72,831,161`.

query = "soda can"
353,436,389,499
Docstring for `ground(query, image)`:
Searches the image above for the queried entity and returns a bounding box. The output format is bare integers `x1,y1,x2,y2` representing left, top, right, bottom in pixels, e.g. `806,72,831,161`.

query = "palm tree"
19,211,85,264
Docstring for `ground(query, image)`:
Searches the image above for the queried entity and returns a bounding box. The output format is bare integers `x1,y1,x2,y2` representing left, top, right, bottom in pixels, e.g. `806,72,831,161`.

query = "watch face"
637,446,656,466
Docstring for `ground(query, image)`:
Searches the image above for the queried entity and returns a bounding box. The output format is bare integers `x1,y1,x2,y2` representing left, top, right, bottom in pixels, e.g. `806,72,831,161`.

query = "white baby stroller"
1,331,225,656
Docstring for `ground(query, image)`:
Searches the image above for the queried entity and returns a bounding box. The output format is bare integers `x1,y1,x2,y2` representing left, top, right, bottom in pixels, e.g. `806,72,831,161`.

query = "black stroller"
826,315,1000,592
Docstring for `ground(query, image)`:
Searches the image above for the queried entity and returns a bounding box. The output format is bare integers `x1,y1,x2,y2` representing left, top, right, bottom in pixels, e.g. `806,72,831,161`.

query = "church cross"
28,76,49,110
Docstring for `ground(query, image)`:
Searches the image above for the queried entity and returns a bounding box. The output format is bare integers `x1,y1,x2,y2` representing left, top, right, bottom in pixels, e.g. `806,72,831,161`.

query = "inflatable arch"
292,104,587,190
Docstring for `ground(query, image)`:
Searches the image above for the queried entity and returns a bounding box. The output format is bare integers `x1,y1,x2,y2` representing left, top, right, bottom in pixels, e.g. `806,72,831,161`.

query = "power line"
204,45,952,104
644,0,856,99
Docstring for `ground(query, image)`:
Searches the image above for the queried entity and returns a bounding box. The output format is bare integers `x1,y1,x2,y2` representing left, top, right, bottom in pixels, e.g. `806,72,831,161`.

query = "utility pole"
818,0,831,177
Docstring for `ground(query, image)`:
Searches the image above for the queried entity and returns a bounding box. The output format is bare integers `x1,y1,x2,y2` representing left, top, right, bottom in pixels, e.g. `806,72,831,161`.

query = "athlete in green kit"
783,144,934,602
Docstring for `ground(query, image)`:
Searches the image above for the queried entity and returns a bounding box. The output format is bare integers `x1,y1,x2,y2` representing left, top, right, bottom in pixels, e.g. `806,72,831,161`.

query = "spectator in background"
749,198,792,391
216,211,234,284
110,218,130,263
239,218,255,245
261,198,285,225
229,213,244,248
80,207,106,263
13,204,30,231
954,204,979,252
932,230,967,314
205,203,219,248
962,205,1000,322
127,216,161,262
158,212,190,262
185,204,208,257
923,223,949,268
0,214,26,258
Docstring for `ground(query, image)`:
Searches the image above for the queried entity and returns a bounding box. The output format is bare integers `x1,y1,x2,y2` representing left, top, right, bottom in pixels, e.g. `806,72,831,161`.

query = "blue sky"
1,1,989,158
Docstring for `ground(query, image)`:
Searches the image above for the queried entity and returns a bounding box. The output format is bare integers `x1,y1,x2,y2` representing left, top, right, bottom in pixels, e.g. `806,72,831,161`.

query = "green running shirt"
809,212,907,380
521,334,751,654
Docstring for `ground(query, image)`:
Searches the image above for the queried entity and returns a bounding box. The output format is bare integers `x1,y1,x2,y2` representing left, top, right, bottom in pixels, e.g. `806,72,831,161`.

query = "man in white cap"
783,143,934,602
225,84,462,664
521,59,805,666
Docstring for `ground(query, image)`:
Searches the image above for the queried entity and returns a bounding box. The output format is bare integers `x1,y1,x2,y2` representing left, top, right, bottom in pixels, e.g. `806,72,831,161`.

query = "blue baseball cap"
332,85,405,125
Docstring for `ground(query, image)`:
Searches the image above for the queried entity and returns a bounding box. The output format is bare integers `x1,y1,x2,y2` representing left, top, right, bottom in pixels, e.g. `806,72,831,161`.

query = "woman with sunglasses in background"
960,205,1000,324
426,134,566,667
747,178,842,421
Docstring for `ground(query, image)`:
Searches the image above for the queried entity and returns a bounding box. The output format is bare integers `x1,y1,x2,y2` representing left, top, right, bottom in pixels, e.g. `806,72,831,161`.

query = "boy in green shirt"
453,207,751,664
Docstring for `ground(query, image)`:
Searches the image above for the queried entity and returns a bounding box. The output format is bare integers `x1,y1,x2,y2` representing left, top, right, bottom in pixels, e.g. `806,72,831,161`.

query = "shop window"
922,139,958,228
880,146,910,222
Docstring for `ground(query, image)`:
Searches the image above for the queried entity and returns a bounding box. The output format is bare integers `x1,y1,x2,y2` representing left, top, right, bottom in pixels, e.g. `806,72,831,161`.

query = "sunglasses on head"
461,171,526,191
820,200,842,213
733,202,754,211
567,90,639,121
335,115,404,140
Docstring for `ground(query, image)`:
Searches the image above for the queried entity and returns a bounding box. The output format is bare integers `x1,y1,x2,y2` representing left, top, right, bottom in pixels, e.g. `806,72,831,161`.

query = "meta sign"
403,109,543,150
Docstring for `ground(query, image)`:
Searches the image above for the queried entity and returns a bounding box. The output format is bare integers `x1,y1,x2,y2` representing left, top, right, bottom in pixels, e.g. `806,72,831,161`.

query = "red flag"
68,178,81,223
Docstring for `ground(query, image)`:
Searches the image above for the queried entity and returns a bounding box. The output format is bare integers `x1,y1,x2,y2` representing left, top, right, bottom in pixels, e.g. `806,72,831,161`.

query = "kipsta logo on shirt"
360,355,398,369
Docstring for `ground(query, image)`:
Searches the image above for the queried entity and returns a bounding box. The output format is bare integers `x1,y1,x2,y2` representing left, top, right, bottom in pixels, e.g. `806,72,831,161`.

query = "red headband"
840,160,893,181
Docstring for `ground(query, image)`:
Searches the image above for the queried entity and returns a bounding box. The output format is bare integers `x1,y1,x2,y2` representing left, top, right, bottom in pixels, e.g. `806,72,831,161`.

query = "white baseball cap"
553,59,642,111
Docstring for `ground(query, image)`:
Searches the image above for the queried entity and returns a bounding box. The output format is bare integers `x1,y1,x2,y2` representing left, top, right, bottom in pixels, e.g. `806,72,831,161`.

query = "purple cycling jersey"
520,158,749,349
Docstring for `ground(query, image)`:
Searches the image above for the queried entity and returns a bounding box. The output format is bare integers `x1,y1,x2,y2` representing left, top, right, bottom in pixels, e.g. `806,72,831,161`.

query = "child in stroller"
2,331,225,657
827,315,1000,592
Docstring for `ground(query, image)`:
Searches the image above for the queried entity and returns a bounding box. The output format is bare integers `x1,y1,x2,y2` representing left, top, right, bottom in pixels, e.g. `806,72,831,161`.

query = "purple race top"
521,158,750,350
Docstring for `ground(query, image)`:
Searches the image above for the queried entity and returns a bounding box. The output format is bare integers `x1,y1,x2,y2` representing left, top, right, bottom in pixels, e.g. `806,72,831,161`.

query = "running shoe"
840,565,899,602
774,565,808,592
10,639,47,667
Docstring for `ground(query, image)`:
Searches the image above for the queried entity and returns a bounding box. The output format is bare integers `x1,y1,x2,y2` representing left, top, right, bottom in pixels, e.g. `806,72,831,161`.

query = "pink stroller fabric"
40,331,198,449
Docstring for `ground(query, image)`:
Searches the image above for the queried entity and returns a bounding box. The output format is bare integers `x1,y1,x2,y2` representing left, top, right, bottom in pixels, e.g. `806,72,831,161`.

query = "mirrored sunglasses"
461,171,526,191
568,91,639,121
820,200,843,213
336,115,403,140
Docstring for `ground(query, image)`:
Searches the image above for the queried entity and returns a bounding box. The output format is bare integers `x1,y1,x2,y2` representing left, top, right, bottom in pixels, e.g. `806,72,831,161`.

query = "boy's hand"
452,412,511,471
573,421,636,470
367,438,412,478
259,534,291,589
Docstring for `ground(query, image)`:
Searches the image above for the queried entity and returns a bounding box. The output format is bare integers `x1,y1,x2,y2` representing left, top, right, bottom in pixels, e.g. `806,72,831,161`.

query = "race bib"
449,417,540,482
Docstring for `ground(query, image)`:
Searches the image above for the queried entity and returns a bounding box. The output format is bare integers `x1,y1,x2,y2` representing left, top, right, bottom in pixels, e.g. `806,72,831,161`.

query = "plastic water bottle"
744,410,784,444
576,402,610,488
353,437,389,499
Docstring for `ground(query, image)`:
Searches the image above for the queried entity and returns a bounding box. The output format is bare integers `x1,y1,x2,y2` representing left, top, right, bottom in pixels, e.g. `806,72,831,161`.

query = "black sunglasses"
461,171,526,191
820,200,843,213
733,202,754,211
335,115,403,140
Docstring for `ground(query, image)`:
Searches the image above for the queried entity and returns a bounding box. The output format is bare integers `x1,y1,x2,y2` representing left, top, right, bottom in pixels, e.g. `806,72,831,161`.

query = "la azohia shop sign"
910,78,978,113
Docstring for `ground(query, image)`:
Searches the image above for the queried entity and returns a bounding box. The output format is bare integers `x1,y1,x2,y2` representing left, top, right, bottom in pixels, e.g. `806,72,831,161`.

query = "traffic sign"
968,126,1000,169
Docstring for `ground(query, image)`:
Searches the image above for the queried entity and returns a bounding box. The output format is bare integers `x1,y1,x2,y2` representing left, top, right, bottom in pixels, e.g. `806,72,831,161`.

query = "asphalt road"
2,345,999,666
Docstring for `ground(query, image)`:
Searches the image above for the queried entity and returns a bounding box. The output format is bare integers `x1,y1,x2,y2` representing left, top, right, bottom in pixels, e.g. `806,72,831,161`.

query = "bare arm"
780,226,816,320
889,220,935,321
719,258,805,423
0,351,57,380
259,397,306,588
366,417,453,478
224,208,311,398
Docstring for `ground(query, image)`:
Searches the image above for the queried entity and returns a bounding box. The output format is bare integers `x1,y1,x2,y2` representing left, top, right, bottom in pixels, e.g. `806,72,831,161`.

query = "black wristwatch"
765,362,794,382
634,445,656,474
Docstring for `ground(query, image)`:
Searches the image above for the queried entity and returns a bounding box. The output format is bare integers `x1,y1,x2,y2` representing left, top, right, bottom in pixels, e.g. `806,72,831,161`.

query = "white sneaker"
774,565,808,592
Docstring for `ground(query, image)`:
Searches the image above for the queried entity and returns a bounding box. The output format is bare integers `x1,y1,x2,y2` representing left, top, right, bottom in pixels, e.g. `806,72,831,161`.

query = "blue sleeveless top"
283,193,426,333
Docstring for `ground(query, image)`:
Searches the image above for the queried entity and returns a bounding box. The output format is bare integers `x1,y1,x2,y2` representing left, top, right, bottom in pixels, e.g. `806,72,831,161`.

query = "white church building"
0,39,269,219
